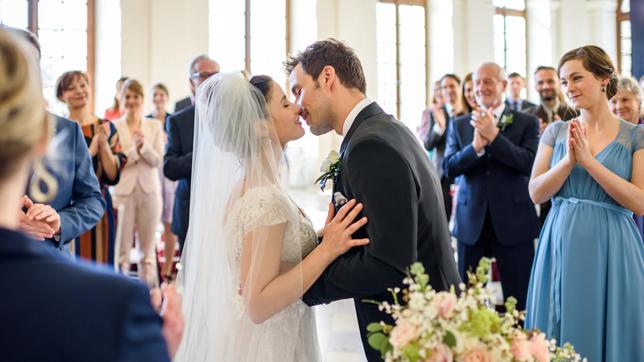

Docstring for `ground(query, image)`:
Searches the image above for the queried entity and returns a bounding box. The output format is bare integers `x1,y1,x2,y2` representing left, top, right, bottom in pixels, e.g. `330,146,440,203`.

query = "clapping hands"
470,108,498,152
132,130,145,153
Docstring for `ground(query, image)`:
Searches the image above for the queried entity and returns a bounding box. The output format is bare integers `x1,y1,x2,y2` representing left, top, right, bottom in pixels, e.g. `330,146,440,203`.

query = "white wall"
118,0,209,114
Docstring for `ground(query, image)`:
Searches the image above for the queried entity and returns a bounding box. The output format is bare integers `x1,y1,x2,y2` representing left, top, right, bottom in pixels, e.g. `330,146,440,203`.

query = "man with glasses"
164,55,219,253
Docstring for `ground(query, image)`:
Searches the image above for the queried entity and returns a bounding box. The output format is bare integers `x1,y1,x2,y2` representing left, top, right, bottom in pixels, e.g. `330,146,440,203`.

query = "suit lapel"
339,102,385,154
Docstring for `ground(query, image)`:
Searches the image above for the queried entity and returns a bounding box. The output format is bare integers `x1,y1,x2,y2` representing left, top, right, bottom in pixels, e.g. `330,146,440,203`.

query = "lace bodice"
224,185,318,287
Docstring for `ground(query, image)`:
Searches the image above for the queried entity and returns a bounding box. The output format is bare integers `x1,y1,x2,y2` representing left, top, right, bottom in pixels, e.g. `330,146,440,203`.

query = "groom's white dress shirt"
341,98,374,136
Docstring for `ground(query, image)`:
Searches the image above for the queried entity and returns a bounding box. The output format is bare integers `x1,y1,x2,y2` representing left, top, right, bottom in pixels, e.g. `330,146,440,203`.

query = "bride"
174,72,369,361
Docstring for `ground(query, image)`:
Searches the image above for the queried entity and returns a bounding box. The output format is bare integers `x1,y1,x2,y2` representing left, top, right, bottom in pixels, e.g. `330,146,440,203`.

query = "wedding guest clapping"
56,70,126,264
113,80,164,287
443,62,541,311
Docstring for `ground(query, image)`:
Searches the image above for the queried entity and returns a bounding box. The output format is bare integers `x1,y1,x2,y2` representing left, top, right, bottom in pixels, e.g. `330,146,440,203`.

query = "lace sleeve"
632,124,644,153
238,186,290,232
541,121,563,147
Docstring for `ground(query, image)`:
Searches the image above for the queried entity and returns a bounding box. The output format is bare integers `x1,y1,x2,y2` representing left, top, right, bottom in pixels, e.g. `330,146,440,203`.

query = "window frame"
378,0,429,119
242,0,291,77
494,2,528,78
23,0,96,111
616,0,631,75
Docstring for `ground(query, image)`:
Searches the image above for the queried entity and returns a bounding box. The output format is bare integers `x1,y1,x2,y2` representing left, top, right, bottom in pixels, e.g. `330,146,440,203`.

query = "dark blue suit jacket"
163,106,195,240
29,115,105,249
443,108,540,245
0,228,170,362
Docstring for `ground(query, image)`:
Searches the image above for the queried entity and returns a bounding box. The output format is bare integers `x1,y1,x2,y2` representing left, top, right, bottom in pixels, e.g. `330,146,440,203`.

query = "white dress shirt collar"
492,103,507,126
342,98,374,136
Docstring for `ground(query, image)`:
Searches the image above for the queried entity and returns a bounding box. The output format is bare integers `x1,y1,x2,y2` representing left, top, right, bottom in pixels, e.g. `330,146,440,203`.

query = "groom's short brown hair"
285,38,366,94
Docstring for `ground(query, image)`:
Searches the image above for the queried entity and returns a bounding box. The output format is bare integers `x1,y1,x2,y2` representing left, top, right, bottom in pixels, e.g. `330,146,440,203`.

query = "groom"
287,39,461,361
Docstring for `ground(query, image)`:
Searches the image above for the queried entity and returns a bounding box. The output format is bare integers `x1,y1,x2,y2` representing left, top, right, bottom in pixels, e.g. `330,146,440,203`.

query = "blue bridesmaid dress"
526,120,644,361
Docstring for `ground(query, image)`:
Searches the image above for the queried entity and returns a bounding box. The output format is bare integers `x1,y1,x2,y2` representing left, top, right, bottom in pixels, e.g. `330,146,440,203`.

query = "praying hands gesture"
132,130,145,153
567,119,593,167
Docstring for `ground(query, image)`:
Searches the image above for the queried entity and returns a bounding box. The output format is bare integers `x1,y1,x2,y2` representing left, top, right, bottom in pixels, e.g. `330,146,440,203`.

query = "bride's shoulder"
229,185,292,228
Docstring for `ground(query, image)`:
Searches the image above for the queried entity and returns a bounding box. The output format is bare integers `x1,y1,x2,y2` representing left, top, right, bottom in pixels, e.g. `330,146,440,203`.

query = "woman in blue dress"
526,45,643,361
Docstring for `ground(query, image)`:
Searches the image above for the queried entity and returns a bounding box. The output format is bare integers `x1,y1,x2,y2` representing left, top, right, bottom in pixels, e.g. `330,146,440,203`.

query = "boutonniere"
316,150,341,191
498,113,514,131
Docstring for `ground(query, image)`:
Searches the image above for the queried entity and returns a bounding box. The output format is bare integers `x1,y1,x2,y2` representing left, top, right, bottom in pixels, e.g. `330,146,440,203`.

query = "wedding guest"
148,83,178,279
164,55,219,251
56,70,126,264
113,79,164,288
525,66,579,224
5,26,105,253
610,75,643,125
525,45,643,361
526,66,578,134
443,62,541,311
0,28,182,362
423,74,465,219
609,75,644,239
462,72,477,113
104,77,128,121
505,72,536,111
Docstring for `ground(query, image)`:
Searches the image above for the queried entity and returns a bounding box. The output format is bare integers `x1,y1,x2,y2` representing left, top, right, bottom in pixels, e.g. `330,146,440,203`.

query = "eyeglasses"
190,71,218,81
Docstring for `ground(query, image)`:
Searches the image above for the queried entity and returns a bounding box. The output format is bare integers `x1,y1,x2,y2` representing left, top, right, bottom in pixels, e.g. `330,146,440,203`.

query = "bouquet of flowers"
367,258,585,362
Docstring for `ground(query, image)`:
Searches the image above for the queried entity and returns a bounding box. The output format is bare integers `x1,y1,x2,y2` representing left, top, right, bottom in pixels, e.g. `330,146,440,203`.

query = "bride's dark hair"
249,75,274,101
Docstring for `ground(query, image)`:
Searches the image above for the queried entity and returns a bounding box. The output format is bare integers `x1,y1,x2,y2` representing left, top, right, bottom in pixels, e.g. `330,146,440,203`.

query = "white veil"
175,73,307,361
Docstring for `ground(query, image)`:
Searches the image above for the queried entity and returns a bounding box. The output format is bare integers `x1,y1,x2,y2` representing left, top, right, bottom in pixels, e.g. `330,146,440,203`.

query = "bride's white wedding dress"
222,185,321,361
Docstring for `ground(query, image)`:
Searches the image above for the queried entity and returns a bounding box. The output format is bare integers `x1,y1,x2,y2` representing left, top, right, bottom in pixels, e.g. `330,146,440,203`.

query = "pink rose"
389,319,420,348
433,292,457,319
511,336,531,361
529,333,550,362
425,343,453,362
461,344,492,362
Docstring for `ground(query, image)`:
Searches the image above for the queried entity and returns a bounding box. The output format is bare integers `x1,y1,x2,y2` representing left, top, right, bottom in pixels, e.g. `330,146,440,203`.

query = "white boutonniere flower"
316,150,341,190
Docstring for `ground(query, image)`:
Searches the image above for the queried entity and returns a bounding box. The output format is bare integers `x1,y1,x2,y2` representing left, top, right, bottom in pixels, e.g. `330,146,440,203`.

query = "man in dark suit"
287,39,461,362
443,62,540,311
424,73,464,220
506,72,536,111
525,66,579,132
0,229,184,361
524,66,578,223
174,96,192,113
164,54,219,249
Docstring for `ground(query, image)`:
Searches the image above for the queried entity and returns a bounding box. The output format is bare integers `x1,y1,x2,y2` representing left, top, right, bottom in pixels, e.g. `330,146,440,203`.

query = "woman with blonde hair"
113,79,164,287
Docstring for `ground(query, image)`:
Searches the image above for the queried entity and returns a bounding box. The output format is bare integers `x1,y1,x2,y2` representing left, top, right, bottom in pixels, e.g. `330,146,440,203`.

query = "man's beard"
540,90,556,102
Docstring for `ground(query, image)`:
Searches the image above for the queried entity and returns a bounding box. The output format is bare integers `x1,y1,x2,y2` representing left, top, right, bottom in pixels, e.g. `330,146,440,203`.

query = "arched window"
616,0,631,75
493,0,527,77
209,0,289,83
377,0,428,130
0,0,96,113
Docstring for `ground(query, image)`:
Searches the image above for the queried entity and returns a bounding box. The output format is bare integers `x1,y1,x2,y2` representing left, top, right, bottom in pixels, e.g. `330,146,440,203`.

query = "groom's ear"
319,65,337,92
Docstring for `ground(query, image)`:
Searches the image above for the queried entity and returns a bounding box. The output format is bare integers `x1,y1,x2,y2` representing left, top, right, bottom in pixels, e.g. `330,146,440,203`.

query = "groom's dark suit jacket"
303,102,461,361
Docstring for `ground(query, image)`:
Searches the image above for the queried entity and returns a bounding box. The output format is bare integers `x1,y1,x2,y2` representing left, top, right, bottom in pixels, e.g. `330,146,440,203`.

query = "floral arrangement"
367,258,585,362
